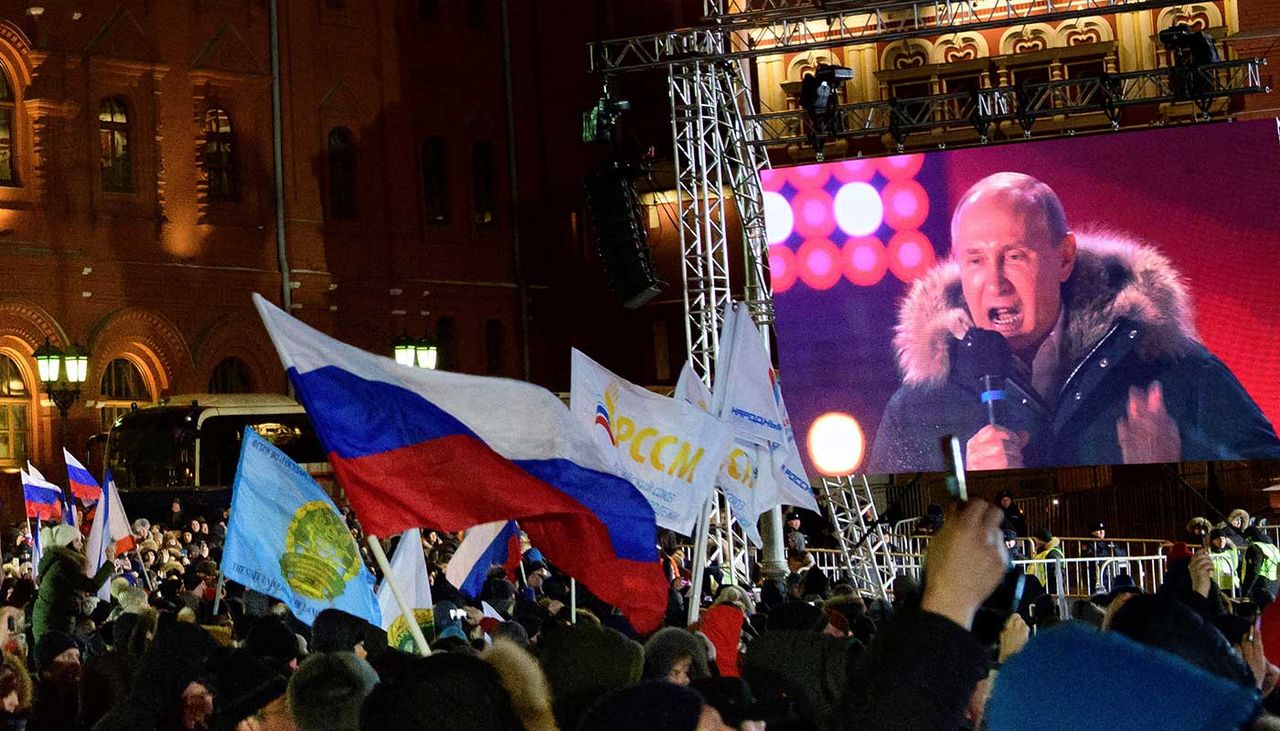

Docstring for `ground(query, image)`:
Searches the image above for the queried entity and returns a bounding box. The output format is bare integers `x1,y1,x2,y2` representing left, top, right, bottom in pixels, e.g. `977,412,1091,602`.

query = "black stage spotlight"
1159,23,1220,102
799,63,853,160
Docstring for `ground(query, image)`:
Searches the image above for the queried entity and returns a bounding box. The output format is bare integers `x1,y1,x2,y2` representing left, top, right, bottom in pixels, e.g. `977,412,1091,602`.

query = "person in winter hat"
643,627,711,686
94,623,220,731
536,622,643,730
481,639,558,731
360,653,521,731
32,524,112,645
287,652,378,731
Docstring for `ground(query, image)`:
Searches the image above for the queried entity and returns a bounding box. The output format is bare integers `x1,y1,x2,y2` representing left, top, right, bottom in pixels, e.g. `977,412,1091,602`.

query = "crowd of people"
0,492,1276,730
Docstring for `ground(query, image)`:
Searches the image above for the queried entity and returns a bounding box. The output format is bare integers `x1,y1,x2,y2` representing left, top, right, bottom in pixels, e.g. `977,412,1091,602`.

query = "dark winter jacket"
32,547,112,645
867,232,1280,473
843,609,989,731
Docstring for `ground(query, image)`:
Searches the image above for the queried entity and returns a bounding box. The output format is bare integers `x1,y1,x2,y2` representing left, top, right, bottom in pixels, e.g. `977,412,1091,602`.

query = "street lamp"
392,333,439,370
32,338,89,419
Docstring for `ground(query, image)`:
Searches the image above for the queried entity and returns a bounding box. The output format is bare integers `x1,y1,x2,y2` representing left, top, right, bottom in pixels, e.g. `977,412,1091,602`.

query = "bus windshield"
198,414,326,488
107,409,199,491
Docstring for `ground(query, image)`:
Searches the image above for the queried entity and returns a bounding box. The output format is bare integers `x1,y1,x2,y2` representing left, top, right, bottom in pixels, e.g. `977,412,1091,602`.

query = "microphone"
955,328,1013,427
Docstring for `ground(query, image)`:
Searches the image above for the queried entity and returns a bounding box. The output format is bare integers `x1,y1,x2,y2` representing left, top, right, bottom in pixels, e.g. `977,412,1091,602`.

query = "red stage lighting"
843,236,888,287
791,189,837,240
797,239,843,290
879,152,925,180
882,179,930,231
768,244,797,293
887,230,936,282
832,158,877,183
789,163,832,190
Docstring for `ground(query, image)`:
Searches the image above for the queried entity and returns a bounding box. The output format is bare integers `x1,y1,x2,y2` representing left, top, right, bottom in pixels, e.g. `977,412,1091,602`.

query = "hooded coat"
867,232,1280,473
32,546,113,645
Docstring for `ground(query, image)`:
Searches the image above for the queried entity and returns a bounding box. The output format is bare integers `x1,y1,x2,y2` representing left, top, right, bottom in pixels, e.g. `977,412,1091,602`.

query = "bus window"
107,410,197,491
198,414,325,488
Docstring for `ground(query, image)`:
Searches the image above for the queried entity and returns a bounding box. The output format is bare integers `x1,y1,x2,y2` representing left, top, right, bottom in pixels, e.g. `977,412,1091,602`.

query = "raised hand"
1116,381,1181,464
921,500,1009,630
966,425,1029,470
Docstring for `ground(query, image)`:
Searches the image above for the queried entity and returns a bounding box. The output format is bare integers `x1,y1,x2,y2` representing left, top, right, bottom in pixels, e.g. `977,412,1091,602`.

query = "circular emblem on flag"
387,608,435,652
279,500,361,600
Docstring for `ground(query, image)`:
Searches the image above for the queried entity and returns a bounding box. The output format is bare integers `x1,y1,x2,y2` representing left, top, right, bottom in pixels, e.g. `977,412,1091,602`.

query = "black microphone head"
954,328,1013,383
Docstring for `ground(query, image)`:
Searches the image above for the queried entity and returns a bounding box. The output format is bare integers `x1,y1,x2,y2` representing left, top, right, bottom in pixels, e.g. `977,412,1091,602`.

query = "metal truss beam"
818,476,897,599
591,0,1193,73
749,59,1267,147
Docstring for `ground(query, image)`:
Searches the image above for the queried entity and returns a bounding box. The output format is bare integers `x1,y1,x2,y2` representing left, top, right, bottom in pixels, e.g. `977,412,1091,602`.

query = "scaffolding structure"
591,0,1269,597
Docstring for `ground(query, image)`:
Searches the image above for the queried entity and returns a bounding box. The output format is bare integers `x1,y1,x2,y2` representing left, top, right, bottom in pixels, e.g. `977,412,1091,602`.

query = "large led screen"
768,120,1280,475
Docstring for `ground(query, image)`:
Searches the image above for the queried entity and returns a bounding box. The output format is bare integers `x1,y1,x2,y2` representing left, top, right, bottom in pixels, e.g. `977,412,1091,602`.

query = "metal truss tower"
594,0,1269,598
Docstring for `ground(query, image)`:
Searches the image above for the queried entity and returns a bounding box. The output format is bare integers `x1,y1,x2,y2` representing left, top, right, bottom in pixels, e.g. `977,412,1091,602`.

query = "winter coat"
867,232,1280,473
31,548,112,646
843,609,989,731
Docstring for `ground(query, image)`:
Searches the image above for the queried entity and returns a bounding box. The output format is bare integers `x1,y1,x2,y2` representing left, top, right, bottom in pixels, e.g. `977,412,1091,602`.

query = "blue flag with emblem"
223,428,381,626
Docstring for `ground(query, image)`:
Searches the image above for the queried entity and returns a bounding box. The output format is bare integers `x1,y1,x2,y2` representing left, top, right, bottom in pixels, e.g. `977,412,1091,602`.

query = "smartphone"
940,435,968,502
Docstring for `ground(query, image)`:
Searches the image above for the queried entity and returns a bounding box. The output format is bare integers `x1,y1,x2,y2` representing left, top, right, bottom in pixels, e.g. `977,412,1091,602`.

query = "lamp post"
33,339,89,458
392,333,439,370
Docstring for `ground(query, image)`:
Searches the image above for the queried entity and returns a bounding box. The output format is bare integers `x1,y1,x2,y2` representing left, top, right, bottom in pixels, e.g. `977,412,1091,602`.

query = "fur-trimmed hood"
893,230,1201,387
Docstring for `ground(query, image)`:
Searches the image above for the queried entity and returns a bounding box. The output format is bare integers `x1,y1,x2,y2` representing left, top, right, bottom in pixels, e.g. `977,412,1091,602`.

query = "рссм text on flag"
253,293,667,633
223,427,381,626
571,349,731,535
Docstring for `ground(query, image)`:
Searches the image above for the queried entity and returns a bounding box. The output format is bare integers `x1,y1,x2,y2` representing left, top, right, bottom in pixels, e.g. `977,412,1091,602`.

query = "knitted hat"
1034,528,1053,542
287,652,380,731
246,616,301,666
538,623,643,730
34,631,78,671
1208,528,1227,541
311,608,376,655
579,682,705,731
986,623,1259,730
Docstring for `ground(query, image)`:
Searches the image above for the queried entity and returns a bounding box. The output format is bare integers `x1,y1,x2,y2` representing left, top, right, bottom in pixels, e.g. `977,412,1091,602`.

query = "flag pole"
211,571,225,617
133,545,154,592
367,535,432,657
687,492,715,626
570,578,577,624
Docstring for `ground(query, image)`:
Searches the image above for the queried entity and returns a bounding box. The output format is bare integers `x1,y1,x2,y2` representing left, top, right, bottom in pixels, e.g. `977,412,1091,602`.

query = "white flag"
713,303,820,515
377,528,434,653
85,475,134,600
572,350,732,535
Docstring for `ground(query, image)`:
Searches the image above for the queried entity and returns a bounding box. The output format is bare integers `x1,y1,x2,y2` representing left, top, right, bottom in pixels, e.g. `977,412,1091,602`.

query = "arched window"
485,319,505,375
0,354,28,466
99,358,152,432
421,137,448,224
0,65,16,186
434,318,456,371
327,127,357,219
204,108,236,202
208,357,253,394
99,98,132,192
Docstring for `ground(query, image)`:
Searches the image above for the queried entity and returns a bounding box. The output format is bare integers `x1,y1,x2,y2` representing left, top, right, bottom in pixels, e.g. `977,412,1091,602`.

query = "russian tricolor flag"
63,449,102,505
254,294,668,632
20,468,62,523
447,520,522,598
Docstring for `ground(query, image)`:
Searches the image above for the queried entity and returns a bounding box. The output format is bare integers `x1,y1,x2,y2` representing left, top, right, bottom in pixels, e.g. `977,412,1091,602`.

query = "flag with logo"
713,303,820,516
377,528,434,652
85,472,136,601
63,449,102,505
254,293,668,633
572,349,732,535
223,427,380,626
676,362,767,546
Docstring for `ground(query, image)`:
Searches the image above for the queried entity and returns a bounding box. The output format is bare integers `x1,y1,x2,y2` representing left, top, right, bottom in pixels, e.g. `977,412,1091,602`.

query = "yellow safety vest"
1254,542,1280,582
1030,546,1064,589
1211,546,1239,591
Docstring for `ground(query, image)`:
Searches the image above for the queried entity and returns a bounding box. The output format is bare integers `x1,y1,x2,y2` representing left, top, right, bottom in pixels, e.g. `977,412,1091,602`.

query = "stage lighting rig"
799,63,853,160
1160,23,1220,109
583,91,631,146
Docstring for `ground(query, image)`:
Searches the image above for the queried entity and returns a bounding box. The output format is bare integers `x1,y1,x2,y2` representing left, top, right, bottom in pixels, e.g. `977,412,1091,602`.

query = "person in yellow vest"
1242,526,1280,609
1029,529,1065,596
1206,528,1239,596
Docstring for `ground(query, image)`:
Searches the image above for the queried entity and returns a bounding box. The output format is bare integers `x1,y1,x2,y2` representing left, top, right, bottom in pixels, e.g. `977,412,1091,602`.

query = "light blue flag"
223,428,381,626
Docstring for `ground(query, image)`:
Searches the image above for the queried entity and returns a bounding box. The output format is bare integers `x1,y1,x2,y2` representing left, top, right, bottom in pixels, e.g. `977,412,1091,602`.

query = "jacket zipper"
1057,322,1124,403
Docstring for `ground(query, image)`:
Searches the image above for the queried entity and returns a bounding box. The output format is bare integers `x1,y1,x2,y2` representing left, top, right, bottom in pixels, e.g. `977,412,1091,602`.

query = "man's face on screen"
954,201,1074,356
